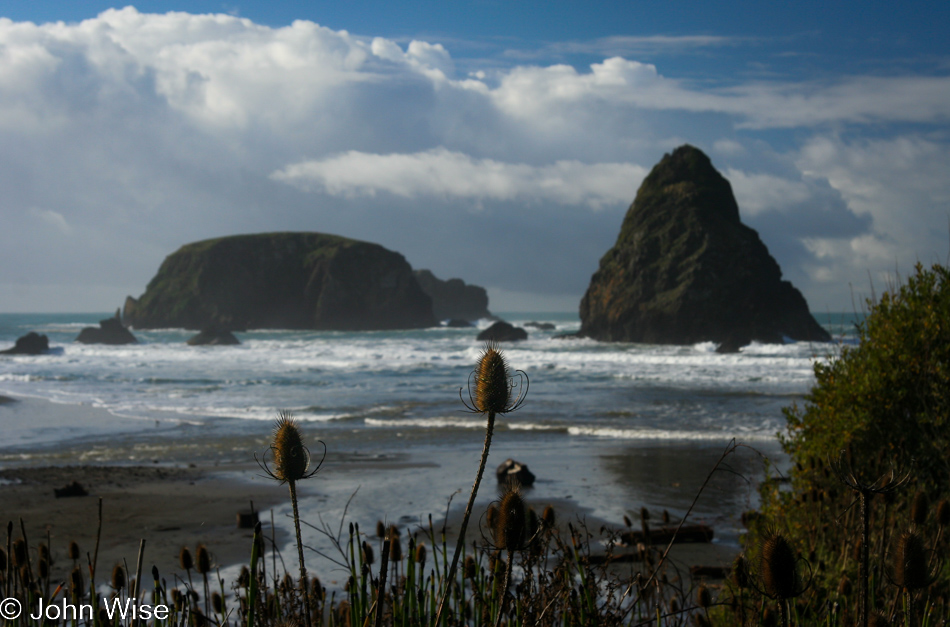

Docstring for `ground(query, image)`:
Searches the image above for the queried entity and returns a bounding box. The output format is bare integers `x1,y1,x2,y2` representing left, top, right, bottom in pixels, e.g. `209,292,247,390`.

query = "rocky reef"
76,312,138,344
579,145,831,346
123,232,437,331
413,270,491,322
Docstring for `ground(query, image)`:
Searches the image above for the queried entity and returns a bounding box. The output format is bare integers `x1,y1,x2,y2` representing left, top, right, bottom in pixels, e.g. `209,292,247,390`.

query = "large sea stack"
123,232,438,330
579,145,831,346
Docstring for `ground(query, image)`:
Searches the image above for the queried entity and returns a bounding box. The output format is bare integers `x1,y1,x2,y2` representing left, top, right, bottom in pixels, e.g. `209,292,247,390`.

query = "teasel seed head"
475,343,511,414
938,499,950,527
837,575,852,596
376,520,386,538
70,566,84,593
894,529,930,590
911,491,929,525
212,591,224,614
464,555,477,580
389,531,402,562
68,540,80,561
12,539,26,568
272,412,309,483
542,504,556,528
195,544,211,574
362,541,374,566
179,546,193,571
486,503,497,530
38,557,48,580
311,575,325,601
495,488,526,551
38,543,50,564
696,583,711,608
462,342,528,415
415,543,426,565
731,556,749,589
759,532,799,600
111,564,126,591
526,507,539,538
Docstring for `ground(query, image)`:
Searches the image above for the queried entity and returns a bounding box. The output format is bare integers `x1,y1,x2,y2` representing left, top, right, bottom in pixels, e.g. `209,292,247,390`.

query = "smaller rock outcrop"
413,270,491,321
54,481,89,498
524,321,555,331
444,319,473,328
187,327,240,346
477,321,527,342
496,459,536,487
76,311,137,345
0,332,50,355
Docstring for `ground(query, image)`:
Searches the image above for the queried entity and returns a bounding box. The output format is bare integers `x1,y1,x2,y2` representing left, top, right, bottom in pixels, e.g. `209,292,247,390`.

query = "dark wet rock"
496,458,536,487
413,269,491,322
715,336,746,354
54,481,89,498
524,321,555,330
76,311,137,345
123,232,437,331
0,332,50,355
579,145,831,345
477,321,527,342
187,327,240,346
444,318,474,328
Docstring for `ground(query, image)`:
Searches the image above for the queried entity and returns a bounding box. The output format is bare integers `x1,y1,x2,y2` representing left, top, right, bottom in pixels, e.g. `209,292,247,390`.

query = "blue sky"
1,2,948,312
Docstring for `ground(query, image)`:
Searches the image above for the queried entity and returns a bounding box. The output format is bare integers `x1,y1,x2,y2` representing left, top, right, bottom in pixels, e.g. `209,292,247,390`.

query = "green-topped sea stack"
123,232,438,330
579,145,831,346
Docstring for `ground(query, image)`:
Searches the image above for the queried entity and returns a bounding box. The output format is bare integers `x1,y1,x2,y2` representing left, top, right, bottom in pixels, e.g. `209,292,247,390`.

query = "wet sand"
0,464,287,586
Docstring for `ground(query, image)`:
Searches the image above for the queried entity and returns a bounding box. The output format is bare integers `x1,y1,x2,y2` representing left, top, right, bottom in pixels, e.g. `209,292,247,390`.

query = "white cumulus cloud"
271,148,645,210
0,7,947,312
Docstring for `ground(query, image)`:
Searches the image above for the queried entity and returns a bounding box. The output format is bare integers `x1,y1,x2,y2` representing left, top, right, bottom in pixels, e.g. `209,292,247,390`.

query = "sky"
1,2,948,313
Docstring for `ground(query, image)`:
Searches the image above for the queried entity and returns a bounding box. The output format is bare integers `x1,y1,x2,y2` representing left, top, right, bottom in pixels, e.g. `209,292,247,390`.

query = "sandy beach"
0,463,287,587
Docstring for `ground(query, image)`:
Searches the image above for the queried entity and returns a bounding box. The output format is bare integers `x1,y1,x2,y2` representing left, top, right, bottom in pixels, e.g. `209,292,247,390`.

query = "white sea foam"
0,312,843,453
566,426,778,442
365,416,486,429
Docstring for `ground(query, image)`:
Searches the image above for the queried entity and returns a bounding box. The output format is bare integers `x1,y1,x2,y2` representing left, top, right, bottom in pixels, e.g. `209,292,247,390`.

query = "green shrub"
729,262,950,625
782,261,950,488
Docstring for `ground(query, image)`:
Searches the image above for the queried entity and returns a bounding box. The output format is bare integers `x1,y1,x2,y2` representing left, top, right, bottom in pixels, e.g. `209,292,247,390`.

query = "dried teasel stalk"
435,342,528,626
256,413,326,627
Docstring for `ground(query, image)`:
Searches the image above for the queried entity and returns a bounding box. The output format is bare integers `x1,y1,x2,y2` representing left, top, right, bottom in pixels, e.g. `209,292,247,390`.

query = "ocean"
0,311,857,580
